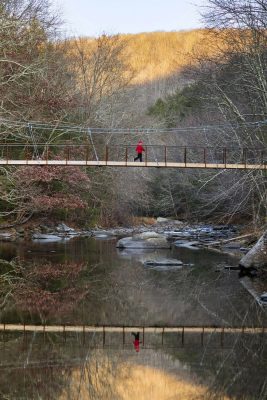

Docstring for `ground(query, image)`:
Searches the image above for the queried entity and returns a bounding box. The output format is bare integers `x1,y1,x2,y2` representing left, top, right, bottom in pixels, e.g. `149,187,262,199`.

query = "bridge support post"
65,146,70,166
85,146,89,165
223,148,227,168
25,145,29,165
221,327,224,348
23,323,27,345
105,146,108,166
63,325,66,343
43,325,46,343
83,325,86,346
261,150,266,169
242,148,247,168
2,323,5,343
143,326,145,347
45,145,49,165
103,326,105,348
201,327,204,346
6,144,9,165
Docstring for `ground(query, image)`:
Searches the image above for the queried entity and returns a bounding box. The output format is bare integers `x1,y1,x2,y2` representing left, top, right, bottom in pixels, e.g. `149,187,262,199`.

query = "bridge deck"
0,160,266,169
0,324,265,334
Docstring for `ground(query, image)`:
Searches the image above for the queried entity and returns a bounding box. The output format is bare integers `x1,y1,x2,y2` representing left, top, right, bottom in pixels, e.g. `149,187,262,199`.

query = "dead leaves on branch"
3,261,90,319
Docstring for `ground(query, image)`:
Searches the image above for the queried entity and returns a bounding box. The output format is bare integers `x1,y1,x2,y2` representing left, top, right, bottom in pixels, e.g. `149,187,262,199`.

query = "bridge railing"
0,324,265,350
0,143,266,166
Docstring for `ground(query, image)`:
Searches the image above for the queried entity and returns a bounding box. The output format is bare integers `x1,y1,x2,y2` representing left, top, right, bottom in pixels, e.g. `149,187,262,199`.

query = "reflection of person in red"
134,140,145,162
132,332,142,352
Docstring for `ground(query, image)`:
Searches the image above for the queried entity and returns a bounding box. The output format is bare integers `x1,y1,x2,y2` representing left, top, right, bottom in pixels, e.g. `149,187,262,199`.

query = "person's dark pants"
131,332,140,340
134,153,142,162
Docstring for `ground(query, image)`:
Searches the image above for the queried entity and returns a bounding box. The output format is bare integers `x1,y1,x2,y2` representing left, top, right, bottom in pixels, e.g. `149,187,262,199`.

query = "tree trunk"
239,230,267,269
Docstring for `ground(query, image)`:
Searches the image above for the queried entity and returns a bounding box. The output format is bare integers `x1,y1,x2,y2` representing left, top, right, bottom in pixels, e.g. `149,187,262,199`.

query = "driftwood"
0,212,33,230
205,232,257,247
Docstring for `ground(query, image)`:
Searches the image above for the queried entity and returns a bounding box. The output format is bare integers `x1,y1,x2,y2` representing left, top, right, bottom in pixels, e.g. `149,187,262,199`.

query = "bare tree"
184,0,267,224
69,34,134,126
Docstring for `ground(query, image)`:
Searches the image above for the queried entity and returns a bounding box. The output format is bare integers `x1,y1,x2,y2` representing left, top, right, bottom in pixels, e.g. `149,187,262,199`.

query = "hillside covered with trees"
0,0,266,229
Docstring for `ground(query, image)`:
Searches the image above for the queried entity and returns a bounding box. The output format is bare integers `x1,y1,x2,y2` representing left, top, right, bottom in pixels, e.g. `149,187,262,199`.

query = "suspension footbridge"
0,120,266,170
0,324,265,350
0,144,266,170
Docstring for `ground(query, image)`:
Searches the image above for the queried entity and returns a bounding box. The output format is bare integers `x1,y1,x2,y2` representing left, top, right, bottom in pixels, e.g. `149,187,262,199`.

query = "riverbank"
0,217,260,258
1,217,266,292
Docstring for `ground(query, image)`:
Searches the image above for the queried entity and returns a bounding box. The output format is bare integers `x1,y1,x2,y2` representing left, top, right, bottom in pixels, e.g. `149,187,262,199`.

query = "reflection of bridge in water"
0,144,266,169
0,324,266,349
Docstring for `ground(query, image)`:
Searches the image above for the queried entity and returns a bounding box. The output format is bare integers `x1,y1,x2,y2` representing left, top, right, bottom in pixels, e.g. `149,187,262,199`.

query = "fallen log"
205,232,257,247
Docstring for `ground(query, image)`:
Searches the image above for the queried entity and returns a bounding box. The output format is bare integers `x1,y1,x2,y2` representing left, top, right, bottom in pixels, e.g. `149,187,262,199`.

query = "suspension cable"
28,123,39,159
1,118,267,136
87,128,99,162
145,128,159,165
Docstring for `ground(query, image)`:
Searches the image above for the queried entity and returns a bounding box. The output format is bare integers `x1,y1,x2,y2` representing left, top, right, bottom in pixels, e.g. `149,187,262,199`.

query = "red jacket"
136,144,145,153
133,339,140,352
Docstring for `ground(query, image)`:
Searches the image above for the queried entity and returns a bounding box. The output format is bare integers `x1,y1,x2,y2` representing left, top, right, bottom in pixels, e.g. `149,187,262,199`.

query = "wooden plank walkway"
0,160,266,170
0,324,265,334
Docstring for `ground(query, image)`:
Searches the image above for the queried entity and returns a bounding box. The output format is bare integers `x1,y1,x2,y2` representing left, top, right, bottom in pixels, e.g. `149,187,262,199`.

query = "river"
0,236,266,399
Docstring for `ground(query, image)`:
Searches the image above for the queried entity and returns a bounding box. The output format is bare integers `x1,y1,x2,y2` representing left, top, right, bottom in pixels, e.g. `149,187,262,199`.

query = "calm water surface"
0,237,266,399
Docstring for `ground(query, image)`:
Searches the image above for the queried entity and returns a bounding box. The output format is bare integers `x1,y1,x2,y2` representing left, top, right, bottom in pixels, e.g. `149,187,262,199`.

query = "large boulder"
32,233,62,241
116,232,170,249
56,223,76,234
0,232,14,240
156,217,170,223
239,231,267,269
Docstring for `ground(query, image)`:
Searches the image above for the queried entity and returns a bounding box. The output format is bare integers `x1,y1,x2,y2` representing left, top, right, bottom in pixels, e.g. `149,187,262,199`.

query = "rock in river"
56,223,77,234
142,258,194,271
156,217,170,223
32,233,62,241
116,232,170,249
174,240,200,250
143,259,183,266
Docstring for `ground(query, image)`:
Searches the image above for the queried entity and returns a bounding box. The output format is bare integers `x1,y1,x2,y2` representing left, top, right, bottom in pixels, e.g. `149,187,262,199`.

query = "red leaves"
14,285,88,316
13,262,88,318
27,262,85,280
33,194,87,210
13,164,90,214
15,165,90,186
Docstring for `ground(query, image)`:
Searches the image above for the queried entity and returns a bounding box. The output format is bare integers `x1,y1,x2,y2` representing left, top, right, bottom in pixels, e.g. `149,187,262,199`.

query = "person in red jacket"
131,332,142,352
134,140,145,162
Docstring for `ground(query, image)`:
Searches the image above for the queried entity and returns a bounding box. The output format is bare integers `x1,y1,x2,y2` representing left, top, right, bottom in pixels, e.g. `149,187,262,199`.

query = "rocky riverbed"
0,218,264,269
0,218,248,247
0,217,266,305
0,218,241,245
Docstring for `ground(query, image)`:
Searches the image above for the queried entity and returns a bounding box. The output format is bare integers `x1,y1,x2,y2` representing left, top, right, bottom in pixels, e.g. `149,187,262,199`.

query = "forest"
0,0,266,229
0,2,266,398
